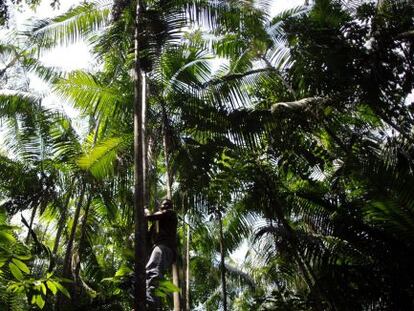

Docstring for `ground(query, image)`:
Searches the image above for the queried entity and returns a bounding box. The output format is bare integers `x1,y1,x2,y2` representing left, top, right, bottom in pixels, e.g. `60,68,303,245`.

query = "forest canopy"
0,0,414,310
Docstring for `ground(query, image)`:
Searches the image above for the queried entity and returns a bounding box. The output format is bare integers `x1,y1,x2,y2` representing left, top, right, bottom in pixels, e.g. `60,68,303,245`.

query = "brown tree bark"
218,212,227,311
185,222,191,311
133,1,147,309
62,184,85,278
56,184,86,311
162,105,181,311
72,194,93,304
25,204,38,244
53,183,74,256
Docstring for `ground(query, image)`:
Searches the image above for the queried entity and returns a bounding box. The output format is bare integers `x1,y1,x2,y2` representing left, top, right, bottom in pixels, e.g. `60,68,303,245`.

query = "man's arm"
145,209,170,221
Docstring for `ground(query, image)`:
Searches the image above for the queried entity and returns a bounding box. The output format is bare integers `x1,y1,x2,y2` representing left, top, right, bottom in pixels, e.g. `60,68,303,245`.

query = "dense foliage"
1,0,414,310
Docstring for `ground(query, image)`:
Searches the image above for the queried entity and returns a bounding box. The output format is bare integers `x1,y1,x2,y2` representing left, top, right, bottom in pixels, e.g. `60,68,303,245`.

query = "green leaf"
159,279,180,293
35,295,45,309
54,281,70,298
154,288,168,298
114,265,132,277
41,282,47,295
12,258,30,274
324,106,333,116
155,280,180,298
31,3,110,49
0,231,16,243
77,136,130,179
155,279,180,298
14,254,31,261
46,280,57,295
7,283,24,293
9,262,23,280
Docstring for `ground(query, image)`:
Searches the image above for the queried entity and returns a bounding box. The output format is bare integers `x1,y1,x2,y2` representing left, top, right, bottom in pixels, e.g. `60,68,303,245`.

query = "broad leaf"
8,262,23,280
11,258,30,274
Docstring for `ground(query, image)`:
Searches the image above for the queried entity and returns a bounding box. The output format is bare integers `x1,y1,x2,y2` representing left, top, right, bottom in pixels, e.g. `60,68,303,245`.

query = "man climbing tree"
145,199,178,310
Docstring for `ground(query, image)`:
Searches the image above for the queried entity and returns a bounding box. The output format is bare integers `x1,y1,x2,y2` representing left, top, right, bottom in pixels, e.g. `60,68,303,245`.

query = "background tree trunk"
185,220,191,311
62,184,85,279
218,212,227,311
56,183,85,311
133,0,147,309
25,204,38,244
53,183,73,256
162,106,181,311
72,194,93,304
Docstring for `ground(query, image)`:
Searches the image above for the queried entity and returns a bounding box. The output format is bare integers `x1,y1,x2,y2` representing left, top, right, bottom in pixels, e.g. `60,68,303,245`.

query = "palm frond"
0,90,41,118
53,71,124,119
77,135,132,179
224,263,256,290
27,0,111,49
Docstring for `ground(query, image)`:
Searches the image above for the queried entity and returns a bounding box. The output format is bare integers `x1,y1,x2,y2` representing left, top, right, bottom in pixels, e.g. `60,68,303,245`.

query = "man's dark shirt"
147,209,177,252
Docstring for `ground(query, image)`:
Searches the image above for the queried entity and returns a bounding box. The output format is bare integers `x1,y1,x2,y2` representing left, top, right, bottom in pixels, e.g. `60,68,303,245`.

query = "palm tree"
3,1,414,310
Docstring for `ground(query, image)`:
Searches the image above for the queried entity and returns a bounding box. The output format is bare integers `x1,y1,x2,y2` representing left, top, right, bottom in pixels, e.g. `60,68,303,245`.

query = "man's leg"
146,245,174,310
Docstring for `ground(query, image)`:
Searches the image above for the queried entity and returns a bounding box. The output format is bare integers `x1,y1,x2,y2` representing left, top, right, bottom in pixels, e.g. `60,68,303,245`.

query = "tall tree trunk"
218,212,227,311
181,199,189,311
25,204,38,244
185,218,191,311
145,136,154,210
53,183,73,256
56,184,86,311
133,0,147,309
62,185,85,278
142,73,147,206
172,261,181,311
72,194,93,305
162,107,172,200
162,106,181,311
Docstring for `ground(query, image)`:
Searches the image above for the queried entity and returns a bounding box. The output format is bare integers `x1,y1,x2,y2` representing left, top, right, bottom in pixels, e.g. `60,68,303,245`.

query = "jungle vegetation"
0,0,414,310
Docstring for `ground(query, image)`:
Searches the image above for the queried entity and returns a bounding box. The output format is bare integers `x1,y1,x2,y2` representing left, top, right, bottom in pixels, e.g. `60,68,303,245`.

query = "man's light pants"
146,244,174,309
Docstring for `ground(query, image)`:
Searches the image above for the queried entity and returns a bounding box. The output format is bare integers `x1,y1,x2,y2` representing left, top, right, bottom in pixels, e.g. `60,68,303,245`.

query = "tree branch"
0,50,20,79
203,67,274,87
396,30,414,40
270,96,330,113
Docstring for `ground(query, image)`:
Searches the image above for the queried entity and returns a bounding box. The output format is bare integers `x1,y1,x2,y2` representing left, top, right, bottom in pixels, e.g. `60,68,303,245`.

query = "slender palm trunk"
162,107,172,200
25,204,38,244
53,184,73,256
69,194,92,307
142,73,147,205
56,184,86,310
151,140,158,208
145,136,154,210
218,212,227,311
185,222,190,311
62,184,85,278
133,1,147,309
162,106,181,310
182,199,190,311
172,262,181,310
74,194,92,285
